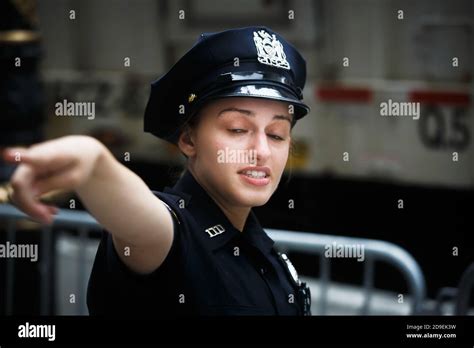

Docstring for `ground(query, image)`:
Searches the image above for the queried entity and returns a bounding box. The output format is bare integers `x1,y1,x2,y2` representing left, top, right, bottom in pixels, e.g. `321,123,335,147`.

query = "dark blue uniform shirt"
87,170,303,316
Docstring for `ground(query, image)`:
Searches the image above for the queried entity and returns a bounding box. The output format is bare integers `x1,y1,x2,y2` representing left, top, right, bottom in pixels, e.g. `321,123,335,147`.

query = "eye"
268,134,285,141
228,128,247,134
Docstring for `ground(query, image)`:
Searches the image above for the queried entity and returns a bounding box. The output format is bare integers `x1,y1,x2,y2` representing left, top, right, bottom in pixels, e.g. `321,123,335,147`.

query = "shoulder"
152,189,191,220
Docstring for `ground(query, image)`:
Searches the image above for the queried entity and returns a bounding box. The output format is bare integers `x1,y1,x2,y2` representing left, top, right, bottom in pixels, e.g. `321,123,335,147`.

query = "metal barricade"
0,204,102,315
1,204,426,315
266,229,427,315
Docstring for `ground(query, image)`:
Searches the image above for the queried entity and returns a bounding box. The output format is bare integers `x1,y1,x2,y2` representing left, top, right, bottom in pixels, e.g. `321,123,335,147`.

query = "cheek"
209,132,243,159
194,126,218,155
275,144,290,169
196,133,230,169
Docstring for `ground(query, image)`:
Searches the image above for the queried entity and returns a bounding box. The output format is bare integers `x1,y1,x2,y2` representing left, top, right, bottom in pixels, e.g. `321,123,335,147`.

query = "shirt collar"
164,170,275,253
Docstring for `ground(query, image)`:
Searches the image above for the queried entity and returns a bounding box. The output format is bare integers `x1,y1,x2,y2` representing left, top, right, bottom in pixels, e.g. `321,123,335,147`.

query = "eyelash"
229,128,247,134
228,129,285,141
270,134,285,141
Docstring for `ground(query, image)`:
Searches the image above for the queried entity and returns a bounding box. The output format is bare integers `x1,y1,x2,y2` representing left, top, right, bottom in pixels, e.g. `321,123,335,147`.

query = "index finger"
2,147,29,164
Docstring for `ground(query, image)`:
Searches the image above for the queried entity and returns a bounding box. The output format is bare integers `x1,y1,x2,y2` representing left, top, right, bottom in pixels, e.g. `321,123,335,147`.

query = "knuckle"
68,170,82,187
10,177,22,190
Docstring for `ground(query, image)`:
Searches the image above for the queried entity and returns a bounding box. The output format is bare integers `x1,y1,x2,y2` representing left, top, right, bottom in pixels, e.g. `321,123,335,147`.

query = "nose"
251,130,271,164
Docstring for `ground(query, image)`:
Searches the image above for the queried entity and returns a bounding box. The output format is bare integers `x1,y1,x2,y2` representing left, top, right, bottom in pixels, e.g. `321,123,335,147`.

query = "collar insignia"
205,224,225,238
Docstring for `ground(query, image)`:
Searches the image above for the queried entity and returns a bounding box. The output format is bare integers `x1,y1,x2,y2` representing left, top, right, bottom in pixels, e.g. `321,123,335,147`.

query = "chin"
231,186,273,207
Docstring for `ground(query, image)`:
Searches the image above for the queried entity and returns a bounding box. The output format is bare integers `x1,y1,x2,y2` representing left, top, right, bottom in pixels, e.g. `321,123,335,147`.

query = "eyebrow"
217,107,293,124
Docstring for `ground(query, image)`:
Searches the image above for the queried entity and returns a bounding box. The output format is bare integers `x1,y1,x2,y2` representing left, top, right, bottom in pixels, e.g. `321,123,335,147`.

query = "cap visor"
203,83,310,118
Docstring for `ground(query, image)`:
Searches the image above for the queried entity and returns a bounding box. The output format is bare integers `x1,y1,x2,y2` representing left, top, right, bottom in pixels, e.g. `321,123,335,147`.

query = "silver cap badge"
253,30,291,70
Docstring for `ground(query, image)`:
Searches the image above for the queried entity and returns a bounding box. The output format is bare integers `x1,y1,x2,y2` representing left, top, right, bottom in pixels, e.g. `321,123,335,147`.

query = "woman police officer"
2,26,311,316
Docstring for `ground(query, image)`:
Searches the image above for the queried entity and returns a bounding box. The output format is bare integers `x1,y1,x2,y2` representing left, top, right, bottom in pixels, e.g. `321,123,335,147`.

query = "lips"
237,166,271,187
237,166,271,178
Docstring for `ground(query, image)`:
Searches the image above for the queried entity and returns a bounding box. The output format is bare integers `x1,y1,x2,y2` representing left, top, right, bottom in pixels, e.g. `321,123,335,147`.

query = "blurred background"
0,0,473,316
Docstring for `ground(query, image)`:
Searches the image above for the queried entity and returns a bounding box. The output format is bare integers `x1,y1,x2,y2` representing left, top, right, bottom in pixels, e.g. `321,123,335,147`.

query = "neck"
213,199,250,232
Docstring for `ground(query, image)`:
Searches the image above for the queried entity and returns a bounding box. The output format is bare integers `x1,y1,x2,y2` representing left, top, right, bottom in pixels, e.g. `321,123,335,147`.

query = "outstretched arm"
3,135,174,274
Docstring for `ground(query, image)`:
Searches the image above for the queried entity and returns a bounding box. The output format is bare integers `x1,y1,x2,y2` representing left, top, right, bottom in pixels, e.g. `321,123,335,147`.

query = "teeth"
243,170,267,178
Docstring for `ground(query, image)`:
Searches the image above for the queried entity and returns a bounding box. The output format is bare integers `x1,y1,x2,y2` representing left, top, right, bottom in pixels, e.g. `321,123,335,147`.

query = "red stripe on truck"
409,90,470,106
316,85,373,103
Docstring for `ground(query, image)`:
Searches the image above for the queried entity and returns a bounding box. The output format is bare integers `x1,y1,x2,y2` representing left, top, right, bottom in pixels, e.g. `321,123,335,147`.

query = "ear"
178,128,197,158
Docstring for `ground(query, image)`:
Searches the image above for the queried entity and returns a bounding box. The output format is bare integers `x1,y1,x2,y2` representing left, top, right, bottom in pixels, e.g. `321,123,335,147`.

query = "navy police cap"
144,26,310,144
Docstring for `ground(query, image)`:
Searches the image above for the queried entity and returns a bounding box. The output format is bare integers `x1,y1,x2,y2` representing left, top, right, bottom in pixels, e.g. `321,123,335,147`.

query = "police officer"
2,26,311,316
88,26,311,316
